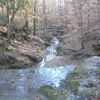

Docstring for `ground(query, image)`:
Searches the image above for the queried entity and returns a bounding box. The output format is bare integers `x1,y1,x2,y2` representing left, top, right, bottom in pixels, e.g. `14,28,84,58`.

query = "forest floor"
0,35,46,69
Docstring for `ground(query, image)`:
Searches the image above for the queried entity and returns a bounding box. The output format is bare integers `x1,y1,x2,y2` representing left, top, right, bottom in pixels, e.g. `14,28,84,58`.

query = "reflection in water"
0,38,76,100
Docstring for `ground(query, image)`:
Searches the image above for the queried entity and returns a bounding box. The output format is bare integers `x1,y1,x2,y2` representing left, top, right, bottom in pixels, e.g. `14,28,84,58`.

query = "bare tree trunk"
87,0,91,32
97,0,100,26
64,0,69,32
6,0,10,38
43,0,47,35
78,2,83,34
6,0,18,39
72,0,77,18
78,0,84,49
24,11,29,34
33,0,37,35
7,10,16,38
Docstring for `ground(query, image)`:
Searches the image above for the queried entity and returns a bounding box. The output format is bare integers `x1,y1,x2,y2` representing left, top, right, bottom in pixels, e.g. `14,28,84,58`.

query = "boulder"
44,56,77,67
60,32,82,51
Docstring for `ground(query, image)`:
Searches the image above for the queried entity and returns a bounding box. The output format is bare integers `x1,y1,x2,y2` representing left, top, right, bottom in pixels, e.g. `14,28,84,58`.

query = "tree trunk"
33,0,37,35
24,11,29,34
7,11,16,38
87,0,91,32
43,0,47,35
97,0,100,26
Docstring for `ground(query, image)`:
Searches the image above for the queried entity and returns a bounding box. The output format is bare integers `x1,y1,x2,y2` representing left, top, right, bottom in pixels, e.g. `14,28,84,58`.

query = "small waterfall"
38,37,59,67
34,37,75,88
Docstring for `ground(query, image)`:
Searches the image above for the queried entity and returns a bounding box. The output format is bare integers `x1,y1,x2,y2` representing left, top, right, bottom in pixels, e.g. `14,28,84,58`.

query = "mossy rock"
25,54,43,63
39,85,57,100
72,65,82,73
64,79,79,95
39,85,67,100
62,65,82,95
67,65,85,79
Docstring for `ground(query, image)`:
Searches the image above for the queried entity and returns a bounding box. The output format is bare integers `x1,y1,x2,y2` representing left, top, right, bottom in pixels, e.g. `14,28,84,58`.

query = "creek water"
0,37,76,100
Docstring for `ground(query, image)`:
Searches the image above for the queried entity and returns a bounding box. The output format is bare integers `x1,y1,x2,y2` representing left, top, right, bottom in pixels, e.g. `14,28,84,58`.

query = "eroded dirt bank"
0,35,46,69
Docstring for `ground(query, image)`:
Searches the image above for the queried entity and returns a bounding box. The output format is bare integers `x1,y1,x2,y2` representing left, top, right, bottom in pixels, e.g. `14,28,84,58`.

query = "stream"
0,38,100,100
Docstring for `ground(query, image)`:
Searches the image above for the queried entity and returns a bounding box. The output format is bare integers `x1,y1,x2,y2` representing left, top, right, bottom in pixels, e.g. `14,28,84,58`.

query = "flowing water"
0,37,76,100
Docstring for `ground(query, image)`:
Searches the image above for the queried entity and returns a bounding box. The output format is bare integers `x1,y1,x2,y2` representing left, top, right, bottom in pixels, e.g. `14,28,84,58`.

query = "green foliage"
0,0,24,9
0,0,6,5
0,0,25,20
0,0,26,36
23,0,31,12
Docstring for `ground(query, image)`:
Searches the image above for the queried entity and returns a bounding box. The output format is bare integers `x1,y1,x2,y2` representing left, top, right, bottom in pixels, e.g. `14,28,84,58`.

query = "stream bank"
0,35,46,69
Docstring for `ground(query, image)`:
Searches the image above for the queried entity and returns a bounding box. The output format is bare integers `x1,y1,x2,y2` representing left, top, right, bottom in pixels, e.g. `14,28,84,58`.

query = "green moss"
67,65,83,79
64,79,79,95
61,65,82,95
39,85,57,100
39,85,67,100
73,65,82,73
